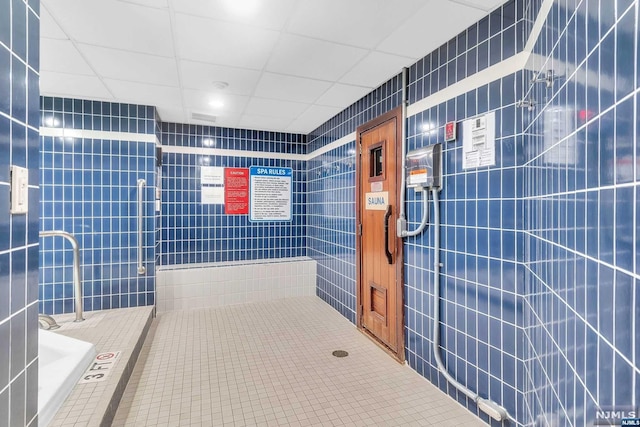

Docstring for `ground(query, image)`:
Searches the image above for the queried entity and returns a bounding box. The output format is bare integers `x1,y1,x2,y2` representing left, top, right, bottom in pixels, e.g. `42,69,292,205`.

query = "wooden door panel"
356,108,403,358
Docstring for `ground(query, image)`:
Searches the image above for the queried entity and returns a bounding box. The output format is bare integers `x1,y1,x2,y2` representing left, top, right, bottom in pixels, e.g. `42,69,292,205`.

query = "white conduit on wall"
429,189,510,421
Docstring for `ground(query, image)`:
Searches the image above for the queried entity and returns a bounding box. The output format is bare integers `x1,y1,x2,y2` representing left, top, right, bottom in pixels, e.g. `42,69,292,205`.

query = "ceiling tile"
119,0,169,8
286,0,426,49
238,114,294,132
158,107,243,129
40,6,67,40
245,98,309,120
78,44,179,87
171,0,297,31
40,72,113,100
286,105,341,133
254,73,332,104
42,0,174,56
156,107,187,125
103,79,182,109
315,83,372,108
211,115,241,129
174,13,280,69
38,0,505,133
179,60,261,95
340,51,410,87
377,0,486,58
182,89,249,115
449,0,503,12
266,34,368,81
40,39,94,75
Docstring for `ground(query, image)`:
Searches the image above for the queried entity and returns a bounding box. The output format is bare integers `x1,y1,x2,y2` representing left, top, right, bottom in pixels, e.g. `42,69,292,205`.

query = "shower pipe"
40,230,84,322
431,189,511,422
137,179,146,275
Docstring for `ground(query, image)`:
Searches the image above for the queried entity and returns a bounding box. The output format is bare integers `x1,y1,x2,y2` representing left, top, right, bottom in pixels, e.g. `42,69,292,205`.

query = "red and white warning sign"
78,351,121,384
445,121,456,142
224,168,249,215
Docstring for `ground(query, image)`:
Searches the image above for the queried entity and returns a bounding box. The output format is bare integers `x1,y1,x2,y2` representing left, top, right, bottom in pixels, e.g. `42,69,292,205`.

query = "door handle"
383,205,393,264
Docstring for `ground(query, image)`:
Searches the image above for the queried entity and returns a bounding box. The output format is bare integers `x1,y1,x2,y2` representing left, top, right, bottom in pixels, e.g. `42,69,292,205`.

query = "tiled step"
47,306,155,427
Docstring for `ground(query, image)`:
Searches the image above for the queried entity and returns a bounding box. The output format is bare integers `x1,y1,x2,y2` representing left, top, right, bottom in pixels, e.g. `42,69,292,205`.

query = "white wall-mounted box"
10,165,29,214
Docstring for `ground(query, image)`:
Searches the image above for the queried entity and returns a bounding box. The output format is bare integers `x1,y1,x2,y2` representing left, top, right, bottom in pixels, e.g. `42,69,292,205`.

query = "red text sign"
224,168,249,215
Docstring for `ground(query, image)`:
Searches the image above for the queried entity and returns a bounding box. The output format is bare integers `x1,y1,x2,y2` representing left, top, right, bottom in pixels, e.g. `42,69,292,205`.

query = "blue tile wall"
155,110,162,269
159,122,307,265
40,97,156,134
307,142,357,322
407,0,529,104
40,97,157,314
307,77,402,153
307,0,639,426
404,72,527,425
161,121,305,152
522,1,639,425
0,0,39,426
306,71,404,323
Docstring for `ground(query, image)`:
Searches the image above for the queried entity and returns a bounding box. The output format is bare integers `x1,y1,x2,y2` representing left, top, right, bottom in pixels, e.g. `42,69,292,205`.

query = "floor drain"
332,350,349,358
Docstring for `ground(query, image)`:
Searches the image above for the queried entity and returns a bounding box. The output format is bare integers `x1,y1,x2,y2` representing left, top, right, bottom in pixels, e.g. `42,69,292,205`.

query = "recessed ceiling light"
209,99,224,109
222,0,260,16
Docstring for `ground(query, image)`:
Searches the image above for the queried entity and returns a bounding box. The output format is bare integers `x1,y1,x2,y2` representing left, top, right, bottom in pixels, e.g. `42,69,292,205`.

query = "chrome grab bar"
39,230,84,322
137,179,146,275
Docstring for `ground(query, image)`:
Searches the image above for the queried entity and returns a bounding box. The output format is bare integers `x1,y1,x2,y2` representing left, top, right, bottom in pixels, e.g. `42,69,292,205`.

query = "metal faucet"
40,230,85,322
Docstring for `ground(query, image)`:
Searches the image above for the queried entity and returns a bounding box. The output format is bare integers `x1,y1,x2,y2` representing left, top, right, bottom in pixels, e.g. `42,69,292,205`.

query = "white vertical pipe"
430,189,511,422
397,67,409,236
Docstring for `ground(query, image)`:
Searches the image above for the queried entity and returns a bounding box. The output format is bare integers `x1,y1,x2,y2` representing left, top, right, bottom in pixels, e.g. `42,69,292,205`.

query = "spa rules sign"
249,166,293,222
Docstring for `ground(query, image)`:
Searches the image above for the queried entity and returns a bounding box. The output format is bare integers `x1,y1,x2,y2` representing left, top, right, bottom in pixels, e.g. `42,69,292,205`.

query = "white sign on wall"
543,106,576,165
201,186,224,205
462,111,496,169
201,166,224,185
365,191,388,210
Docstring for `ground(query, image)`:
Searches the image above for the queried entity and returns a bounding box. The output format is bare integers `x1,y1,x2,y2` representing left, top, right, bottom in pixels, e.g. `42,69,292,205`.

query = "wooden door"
356,108,404,360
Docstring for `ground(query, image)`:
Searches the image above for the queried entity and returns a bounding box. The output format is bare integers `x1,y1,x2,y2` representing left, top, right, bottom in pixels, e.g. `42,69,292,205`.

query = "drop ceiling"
40,0,505,134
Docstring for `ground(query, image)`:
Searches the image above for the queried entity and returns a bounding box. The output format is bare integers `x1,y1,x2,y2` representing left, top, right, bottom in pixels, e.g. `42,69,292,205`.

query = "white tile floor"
113,297,484,426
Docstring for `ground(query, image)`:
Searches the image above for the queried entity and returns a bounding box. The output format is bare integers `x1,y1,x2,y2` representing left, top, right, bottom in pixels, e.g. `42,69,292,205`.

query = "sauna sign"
365,191,388,210
249,166,293,222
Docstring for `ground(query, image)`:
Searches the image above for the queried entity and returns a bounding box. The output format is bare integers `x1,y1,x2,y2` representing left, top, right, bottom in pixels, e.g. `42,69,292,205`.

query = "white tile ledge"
157,256,313,271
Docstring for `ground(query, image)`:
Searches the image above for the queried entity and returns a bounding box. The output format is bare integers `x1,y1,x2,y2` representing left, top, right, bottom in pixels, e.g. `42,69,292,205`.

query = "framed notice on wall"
224,168,249,215
249,166,293,222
